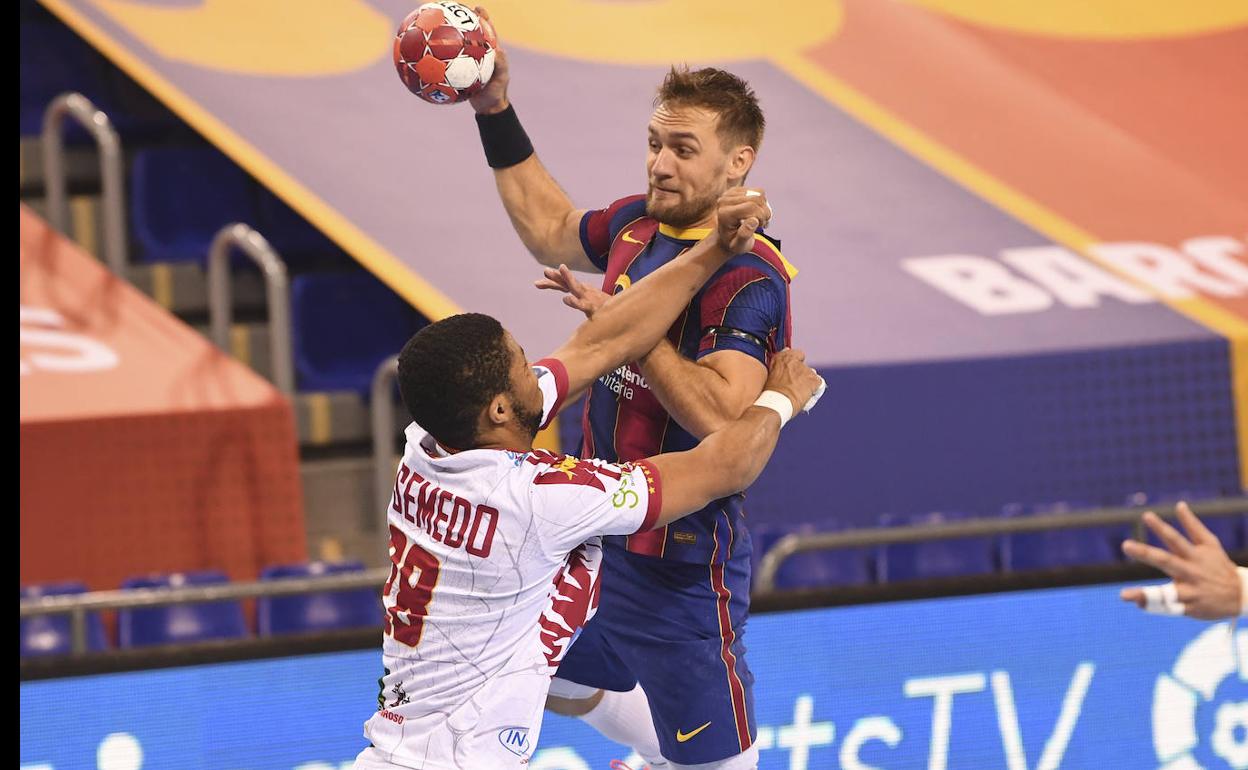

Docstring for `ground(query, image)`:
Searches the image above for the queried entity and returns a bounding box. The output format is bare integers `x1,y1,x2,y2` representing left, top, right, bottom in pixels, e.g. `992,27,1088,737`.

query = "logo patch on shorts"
673,531,697,545
499,726,532,757
676,721,712,742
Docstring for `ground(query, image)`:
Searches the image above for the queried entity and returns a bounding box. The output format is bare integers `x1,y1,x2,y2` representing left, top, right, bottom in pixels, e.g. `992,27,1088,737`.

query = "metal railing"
25,499,1242,652
207,223,295,395
754,497,1246,595
41,92,128,274
372,355,401,525
20,569,390,655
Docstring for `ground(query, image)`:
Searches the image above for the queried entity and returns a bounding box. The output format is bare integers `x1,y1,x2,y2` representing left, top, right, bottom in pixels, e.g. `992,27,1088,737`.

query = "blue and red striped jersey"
577,195,797,564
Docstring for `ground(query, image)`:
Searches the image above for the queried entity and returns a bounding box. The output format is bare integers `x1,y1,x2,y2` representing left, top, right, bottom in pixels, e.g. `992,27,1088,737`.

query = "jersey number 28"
383,524,441,647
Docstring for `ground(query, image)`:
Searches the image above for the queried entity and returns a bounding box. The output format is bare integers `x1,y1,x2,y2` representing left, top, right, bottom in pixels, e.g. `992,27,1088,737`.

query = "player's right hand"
470,6,510,115
764,349,822,415
1120,502,1243,620
716,187,772,255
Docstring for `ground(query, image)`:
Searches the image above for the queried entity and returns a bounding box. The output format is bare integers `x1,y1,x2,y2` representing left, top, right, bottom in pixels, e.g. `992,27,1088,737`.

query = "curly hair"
656,66,765,151
397,313,513,449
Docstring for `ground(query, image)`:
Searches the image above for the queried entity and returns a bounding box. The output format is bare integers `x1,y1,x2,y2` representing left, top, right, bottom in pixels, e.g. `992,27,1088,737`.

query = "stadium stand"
876,512,998,582
1130,490,1245,551
118,572,248,648
750,522,872,590
19,583,108,656
257,561,381,636
291,272,428,394
19,20,112,139
256,188,342,264
1000,501,1125,571
130,146,258,263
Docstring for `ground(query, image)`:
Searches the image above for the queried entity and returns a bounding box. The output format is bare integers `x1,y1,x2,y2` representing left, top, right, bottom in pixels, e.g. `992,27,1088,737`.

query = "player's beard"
511,391,543,442
645,185,721,229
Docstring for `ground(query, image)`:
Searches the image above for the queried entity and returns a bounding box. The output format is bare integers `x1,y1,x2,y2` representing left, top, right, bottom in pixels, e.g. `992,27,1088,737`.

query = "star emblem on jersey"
621,229,646,245
676,721,712,742
533,456,607,492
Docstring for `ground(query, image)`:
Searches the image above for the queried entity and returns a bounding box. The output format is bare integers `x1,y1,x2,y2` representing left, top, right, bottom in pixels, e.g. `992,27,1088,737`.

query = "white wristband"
754,390,794,428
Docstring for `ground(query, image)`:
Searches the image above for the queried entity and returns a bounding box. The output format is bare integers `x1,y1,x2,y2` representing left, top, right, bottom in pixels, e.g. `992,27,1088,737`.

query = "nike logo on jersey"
676,721,712,742
621,229,646,245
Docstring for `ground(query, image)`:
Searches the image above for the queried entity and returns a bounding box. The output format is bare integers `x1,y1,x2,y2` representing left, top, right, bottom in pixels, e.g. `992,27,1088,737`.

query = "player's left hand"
716,187,771,255
469,6,510,116
1120,501,1243,620
535,264,610,318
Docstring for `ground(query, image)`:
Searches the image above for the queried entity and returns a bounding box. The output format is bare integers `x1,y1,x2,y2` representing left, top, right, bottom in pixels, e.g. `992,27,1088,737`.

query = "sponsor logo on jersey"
379,709,405,725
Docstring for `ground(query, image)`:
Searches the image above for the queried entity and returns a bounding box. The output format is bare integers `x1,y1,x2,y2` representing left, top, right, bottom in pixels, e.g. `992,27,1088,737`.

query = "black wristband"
475,104,534,169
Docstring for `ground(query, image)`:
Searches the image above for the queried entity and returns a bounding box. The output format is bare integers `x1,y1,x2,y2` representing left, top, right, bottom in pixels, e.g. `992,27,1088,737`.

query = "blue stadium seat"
1001,501,1124,571
876,512,996,582
130,147,259,263
19,22,112,137
256,189,341,261
118,571,248,648
751,523,871,590
20,582,108,656
290,271,427,393
1128,490,1245,551
258,561,380,635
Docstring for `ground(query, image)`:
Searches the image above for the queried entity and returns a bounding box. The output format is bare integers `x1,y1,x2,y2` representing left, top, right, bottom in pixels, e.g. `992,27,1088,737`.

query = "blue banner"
20,583,1246,769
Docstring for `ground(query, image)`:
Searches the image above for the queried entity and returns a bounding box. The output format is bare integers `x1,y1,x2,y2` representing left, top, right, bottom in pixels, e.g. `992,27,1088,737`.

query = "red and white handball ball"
394,2,497,105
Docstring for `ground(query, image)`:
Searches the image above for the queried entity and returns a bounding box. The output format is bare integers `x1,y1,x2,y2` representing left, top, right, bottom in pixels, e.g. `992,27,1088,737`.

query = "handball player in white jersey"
352,189,821,770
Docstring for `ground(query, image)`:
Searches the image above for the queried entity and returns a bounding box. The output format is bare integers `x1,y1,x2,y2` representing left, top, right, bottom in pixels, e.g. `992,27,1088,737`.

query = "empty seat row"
20,562,381,657
129,147,428,394
130,147,340,265
752,494,1246,591
20,20,179,139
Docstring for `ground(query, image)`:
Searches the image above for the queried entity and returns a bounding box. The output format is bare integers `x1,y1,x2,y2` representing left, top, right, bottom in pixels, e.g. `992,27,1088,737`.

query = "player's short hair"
656,66,765,151
397,313,513,449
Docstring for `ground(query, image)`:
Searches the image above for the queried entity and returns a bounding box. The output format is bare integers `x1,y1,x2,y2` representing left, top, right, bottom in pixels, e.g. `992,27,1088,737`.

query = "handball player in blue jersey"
468,12,794,769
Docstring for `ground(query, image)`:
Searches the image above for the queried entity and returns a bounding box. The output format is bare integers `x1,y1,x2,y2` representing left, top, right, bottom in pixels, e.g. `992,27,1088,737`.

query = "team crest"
533,456,607,492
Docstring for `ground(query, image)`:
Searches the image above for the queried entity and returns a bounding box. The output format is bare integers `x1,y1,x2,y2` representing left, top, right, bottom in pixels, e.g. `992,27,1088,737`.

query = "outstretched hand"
535,264,610,318
1120,501,1243,620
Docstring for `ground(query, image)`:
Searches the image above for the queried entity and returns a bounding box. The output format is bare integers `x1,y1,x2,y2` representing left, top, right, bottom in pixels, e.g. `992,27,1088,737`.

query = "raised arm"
469,13,594,271
545,189,771,398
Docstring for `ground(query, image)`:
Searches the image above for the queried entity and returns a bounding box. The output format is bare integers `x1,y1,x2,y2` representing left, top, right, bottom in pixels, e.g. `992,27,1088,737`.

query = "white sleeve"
532,357,569,430
526,453,663,554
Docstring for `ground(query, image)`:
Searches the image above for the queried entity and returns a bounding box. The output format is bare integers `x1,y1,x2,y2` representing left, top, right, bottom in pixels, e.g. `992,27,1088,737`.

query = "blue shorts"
555,544,756,765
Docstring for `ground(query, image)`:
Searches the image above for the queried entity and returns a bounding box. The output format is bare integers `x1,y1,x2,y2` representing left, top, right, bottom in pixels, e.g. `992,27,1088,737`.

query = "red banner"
20,205,306,589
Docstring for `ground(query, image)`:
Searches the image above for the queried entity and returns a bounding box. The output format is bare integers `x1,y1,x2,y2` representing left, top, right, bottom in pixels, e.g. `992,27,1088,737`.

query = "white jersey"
361,358,662,769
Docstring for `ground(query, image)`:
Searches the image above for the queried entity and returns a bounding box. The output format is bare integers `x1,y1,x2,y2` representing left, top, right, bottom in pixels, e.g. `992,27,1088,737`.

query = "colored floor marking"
771,49,1248,484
